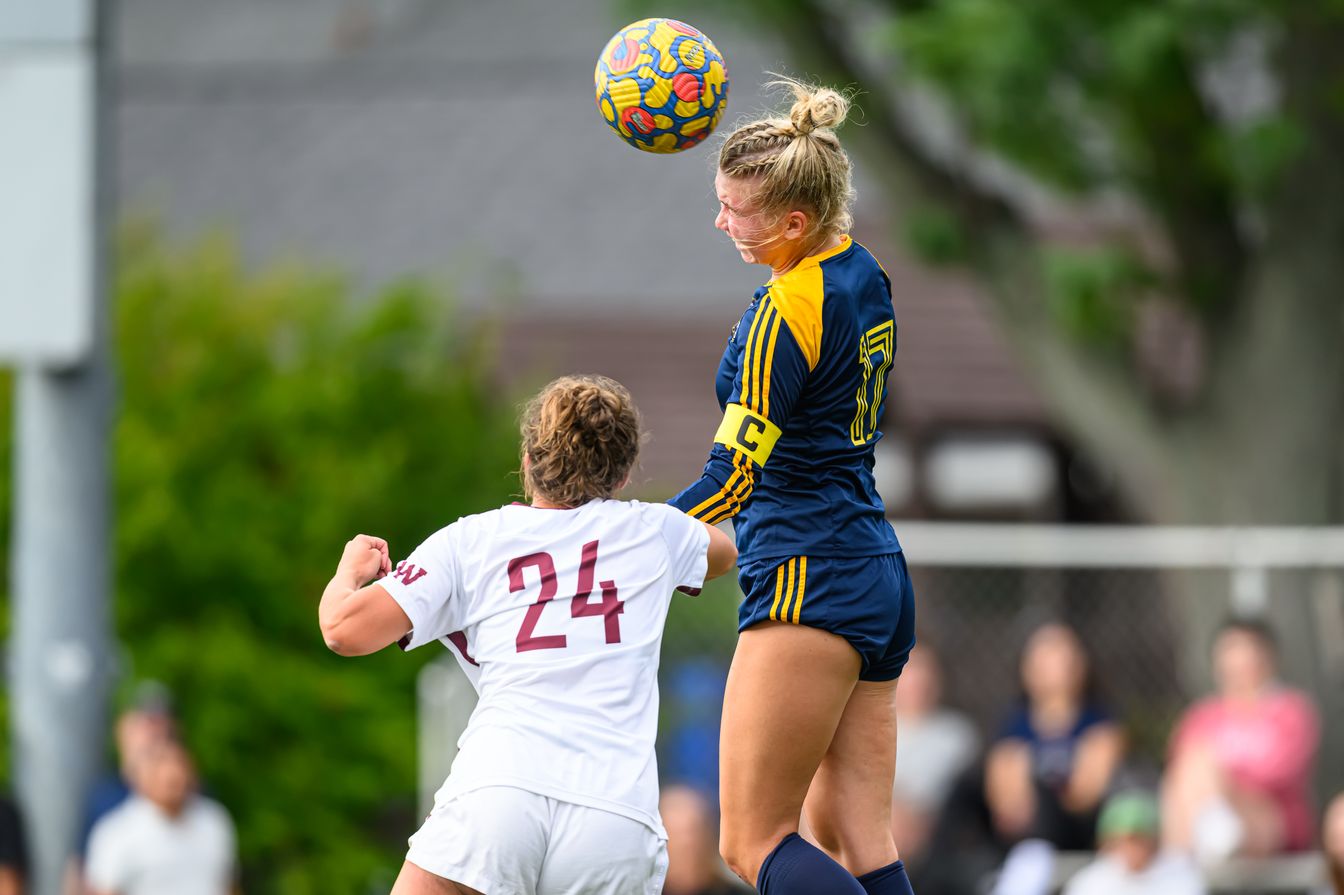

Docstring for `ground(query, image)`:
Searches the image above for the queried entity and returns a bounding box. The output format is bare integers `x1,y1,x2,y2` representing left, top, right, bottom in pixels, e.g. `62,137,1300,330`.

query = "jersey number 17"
850,320,894,445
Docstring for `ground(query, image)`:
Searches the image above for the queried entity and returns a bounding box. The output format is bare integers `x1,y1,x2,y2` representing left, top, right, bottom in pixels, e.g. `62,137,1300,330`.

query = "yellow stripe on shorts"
765,557,809,624
792,556,808,624
769,560,789,620
773,557,803,622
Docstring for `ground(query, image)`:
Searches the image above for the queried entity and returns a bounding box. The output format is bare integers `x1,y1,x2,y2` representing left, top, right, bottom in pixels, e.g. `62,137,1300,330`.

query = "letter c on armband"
713,404,782,466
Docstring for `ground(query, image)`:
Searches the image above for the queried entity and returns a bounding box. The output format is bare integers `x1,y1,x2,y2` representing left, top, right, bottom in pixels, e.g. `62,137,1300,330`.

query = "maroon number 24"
509,540,624,652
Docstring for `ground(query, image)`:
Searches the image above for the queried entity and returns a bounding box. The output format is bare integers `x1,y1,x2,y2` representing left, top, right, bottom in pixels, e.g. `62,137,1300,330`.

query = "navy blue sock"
856,859,915,895
756,833,867,894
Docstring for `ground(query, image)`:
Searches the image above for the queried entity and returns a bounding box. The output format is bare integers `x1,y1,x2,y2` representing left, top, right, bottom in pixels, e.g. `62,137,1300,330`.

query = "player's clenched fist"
337,534,391,583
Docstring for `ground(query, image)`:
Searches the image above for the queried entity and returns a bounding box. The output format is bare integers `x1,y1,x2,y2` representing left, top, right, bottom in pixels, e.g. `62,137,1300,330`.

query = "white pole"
11,368,113,894
3,2,112,893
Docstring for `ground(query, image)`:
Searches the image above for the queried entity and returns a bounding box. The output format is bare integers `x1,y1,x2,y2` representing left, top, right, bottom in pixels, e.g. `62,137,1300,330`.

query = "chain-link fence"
889,525,1344,802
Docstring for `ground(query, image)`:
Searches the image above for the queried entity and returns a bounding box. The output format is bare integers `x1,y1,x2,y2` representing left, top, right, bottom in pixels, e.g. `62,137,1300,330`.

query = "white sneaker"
1192,797,1243,864
991,839,1056,895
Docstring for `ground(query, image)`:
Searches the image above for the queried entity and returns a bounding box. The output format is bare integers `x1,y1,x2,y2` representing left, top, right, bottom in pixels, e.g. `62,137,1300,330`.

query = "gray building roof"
116,0,794,306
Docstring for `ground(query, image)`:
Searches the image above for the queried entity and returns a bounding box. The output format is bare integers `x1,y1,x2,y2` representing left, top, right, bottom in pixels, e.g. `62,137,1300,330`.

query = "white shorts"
406,785,669,895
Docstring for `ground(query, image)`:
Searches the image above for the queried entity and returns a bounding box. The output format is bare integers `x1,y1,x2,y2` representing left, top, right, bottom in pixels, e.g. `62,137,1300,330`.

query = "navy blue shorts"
736,552,916,681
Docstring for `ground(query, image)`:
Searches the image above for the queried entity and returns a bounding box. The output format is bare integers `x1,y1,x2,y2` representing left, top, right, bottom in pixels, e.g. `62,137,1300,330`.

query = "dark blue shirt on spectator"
80,776,133,855
997,704,1112,792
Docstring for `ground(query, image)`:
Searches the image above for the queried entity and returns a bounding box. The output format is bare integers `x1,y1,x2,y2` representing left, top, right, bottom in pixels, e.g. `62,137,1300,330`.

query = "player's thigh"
803,677,901,876
405,785,548,894
538,802,668,895
390,862,483,895
718,620,860,873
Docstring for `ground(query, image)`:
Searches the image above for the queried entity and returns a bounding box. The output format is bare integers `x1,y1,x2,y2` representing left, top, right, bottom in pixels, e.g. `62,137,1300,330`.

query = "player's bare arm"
702,521,738,579
319,534,413,656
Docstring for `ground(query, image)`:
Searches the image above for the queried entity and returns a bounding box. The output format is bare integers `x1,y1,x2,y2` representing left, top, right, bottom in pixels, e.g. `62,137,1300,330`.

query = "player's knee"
719,828,771,886
718,830,750,884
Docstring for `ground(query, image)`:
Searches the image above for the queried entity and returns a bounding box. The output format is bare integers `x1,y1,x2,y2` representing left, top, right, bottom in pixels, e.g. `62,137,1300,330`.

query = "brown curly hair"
718,76,855,241
520,375,642,507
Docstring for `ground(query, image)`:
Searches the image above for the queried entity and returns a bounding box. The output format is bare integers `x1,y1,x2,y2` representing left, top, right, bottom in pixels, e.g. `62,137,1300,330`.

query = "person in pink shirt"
1161,618,1320,860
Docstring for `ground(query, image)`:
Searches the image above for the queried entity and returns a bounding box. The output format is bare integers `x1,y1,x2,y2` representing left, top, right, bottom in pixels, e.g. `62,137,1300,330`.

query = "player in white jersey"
318,375,737,895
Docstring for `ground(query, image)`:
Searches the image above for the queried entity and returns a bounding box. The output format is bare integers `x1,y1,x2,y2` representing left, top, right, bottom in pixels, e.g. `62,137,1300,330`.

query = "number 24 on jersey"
508,541,625,653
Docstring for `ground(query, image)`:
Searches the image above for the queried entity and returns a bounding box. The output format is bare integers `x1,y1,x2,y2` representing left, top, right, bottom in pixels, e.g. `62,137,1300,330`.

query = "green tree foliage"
5,227,520,892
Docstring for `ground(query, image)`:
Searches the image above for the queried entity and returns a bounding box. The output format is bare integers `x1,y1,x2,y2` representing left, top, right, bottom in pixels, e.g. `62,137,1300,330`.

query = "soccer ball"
594,18,729,154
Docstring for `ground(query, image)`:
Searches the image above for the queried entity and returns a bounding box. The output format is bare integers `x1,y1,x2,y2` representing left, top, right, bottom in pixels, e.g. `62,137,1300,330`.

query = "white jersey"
380,498,711,838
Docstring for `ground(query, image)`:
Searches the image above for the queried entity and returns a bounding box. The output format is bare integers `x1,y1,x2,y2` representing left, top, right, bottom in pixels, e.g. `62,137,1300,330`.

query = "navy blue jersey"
671,236,902,562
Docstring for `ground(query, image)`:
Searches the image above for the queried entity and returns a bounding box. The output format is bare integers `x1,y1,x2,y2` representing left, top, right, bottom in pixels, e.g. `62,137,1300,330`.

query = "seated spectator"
917,623,1124,895
0,794,26,895
1063,791,1204,895
1161,618,1319,861
891,643,979,863
660,785,742,895
85,737,236,895
1322,792,1344,895
986,622,1125,852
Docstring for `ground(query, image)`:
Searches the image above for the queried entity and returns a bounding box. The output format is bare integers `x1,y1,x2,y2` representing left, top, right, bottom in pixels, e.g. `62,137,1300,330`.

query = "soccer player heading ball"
669,78,917,895
318,375,736,894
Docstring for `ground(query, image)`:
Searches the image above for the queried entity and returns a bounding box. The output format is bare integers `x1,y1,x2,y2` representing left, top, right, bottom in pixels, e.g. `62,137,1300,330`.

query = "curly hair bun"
571,384,621,443
521,375,642,507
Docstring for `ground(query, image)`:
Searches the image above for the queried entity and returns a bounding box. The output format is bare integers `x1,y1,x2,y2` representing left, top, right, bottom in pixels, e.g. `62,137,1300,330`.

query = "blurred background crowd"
648,613,1344,895
6,611,1344,894
2,0,1342,893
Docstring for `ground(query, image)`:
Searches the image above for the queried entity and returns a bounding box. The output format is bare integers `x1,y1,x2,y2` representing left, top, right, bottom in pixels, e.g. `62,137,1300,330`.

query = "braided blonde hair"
719,77,856,241
520,375,642,507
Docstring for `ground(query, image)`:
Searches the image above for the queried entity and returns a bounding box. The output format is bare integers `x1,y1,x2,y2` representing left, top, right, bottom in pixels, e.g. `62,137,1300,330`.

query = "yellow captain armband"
714,404,782,467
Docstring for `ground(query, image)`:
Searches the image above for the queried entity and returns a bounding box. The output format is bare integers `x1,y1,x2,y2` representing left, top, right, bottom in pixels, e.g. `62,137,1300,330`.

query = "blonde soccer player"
669,80,916,895
319,375,737,895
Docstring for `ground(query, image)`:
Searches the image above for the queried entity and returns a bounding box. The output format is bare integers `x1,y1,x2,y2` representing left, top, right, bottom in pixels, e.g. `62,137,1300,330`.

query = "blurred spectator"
81,684,178,852
921,622,1124,895
983,622,1126,895
85,737,237,895
66,685,178,894
891,643,979,862
986,622,1125,851
1321,792,1344,895
1062,791,1203,895
0,794,27,895
660,785,741,895
1161,618,1319,861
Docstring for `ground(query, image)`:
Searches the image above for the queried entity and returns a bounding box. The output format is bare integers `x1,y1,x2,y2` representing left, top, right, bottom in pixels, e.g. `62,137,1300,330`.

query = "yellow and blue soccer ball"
594,18,728,153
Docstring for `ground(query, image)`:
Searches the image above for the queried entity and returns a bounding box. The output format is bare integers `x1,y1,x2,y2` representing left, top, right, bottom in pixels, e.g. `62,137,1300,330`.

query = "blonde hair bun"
785,83,849,135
